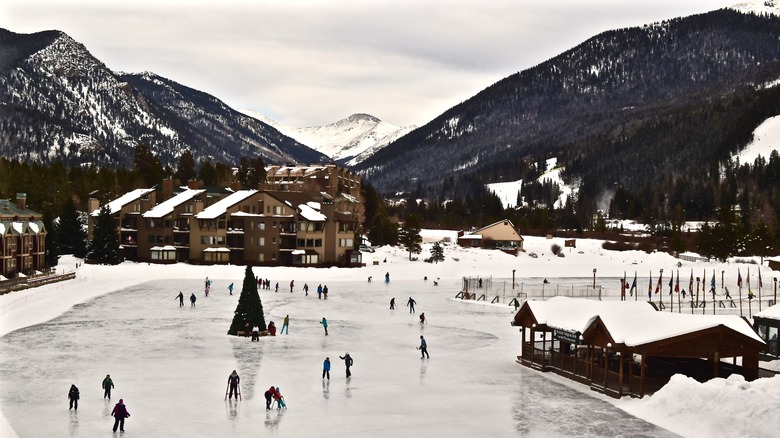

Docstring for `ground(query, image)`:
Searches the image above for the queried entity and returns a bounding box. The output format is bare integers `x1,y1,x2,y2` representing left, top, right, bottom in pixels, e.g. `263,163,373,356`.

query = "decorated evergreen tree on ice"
228,265,266,336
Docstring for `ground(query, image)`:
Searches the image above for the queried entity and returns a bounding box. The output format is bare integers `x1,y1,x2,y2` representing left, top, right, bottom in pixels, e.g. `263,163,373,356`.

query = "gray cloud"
4,0,734,127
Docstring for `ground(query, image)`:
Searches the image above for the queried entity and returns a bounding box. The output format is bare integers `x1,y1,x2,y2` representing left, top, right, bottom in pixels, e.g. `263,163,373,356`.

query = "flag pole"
758,269,763,312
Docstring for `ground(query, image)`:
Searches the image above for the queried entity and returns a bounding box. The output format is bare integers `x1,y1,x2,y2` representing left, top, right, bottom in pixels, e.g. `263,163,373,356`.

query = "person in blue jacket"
322,357,331,380
418,335,429,358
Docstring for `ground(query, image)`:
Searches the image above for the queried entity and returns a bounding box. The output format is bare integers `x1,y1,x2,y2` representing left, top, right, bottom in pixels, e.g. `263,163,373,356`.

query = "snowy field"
1,234,780,437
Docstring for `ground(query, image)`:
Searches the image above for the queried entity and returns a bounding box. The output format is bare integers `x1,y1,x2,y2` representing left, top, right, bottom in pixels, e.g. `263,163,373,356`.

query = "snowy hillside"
730,0,780,16
486,158,576,209
241,111,414,163
733,114,780,165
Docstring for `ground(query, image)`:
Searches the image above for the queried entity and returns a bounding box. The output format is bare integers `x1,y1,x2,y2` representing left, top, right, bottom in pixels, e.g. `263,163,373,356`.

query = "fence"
0,272,76,296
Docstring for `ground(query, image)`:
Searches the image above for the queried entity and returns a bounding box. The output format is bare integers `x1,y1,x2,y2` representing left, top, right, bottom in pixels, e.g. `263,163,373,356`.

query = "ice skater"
275,282,279,293
273,387,286,409
419,313,427,324
264,386,277,410
322,357,331,380
175,291,184,307
281,315,290,334
111,399,130,432
251,325,260,341
339,353,353,378
190,293,197,307
268,321,277,336
320,317,329,335
68,384,80,411
290,280,294,293
228,283,234,295
303,283,309,296
317,284,323,299
323,285,329,299
418,335,430,358
227,370,240,400
390,297,396,310
368,276,372,283
385,272,390,283
407,297,417,313
102,374,114,399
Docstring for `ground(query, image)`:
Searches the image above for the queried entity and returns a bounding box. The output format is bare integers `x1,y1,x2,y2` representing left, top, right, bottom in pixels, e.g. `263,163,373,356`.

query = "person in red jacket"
264,386,277,410
111,399,130,432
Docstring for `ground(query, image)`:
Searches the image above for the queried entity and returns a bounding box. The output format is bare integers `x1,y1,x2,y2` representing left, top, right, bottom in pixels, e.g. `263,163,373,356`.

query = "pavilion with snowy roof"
512,297,765,398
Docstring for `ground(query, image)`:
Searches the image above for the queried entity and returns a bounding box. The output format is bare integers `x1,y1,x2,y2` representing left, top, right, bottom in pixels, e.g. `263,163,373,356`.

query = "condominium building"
0,194,47,278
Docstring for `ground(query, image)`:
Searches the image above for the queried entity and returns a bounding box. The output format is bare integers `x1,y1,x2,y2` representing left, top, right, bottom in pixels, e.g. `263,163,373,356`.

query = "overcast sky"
3,0,736,128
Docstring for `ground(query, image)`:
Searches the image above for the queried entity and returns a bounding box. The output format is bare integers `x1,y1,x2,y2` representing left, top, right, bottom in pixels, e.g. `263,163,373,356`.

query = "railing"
0,272,76,295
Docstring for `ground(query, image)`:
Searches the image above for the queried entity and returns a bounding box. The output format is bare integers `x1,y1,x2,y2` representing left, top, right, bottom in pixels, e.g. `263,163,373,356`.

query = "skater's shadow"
264,409,285,429
225,399,238,421
419,359,428,383
322,379,330,400
68,410,78,436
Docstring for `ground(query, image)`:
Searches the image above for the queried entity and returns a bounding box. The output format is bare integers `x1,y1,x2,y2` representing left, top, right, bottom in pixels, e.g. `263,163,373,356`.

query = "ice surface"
0,277,674,437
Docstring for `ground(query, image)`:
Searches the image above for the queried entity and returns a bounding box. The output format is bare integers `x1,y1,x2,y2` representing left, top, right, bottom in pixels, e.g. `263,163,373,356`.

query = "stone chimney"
16,193,26,211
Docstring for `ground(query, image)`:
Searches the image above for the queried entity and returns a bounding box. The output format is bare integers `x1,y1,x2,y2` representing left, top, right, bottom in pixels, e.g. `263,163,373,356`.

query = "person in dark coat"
227,370,240,400
190,293,196,307
68,384,80,411
264,386,277,410
323,285,329,299
102,374,114,399
389,297,396,310
175,291,184,307
111,399,130,432
322,357,331,380
407,297,417,313
339,353,353,378
418,335,429,358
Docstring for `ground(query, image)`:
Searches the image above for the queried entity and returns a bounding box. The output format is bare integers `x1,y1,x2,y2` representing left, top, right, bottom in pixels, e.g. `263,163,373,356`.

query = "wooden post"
712,352,720,379
628,351,634,395
618,352,624,397
603,346,609,391
640,355,646,398
739,286,743,317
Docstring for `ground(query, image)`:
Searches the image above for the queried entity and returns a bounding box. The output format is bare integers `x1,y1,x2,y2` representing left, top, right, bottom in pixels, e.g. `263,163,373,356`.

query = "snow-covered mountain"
731,0,780,16
241,111,415,165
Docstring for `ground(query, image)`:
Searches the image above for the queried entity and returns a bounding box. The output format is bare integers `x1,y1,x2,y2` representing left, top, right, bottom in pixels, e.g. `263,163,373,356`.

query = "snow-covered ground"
1,235,779,437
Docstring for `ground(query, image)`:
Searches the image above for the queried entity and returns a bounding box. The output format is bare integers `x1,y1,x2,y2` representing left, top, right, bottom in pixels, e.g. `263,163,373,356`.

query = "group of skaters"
66,374,130,432
226,370,287,409
389,294,431,358
322,353,353,380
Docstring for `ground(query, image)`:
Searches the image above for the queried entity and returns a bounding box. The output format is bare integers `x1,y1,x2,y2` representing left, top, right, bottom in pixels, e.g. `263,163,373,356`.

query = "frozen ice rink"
0,277,676,437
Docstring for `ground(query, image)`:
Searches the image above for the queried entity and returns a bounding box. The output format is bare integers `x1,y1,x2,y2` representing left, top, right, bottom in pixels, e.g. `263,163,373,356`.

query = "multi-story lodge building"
0,194,47,278
88,165,364,267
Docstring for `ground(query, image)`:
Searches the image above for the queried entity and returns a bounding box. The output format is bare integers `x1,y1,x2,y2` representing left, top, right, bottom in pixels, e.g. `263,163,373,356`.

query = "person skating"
303,283,309,296
419,313,426,324
322,357,331,380
111,398,130,432
68,384,80,411
251,325,260,341
320,317,329,335
407,297,417,313
268,321,277,336
175,291,184,307
418,335,430,358
275,282,279,293
290,280,294,293
339,353,353,378
385,272,390,283
102,374,114,399
227,370,240,400
389,297,396,310
317,284,323,299
190,293,196,307
323,285,329,299
273,387,286,409
228,283,234,295
281,315,289,334
264,386,277,410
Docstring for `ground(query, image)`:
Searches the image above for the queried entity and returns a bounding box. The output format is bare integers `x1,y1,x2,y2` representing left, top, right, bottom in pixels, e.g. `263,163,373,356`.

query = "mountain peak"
345,113,380,124
730,0,780,16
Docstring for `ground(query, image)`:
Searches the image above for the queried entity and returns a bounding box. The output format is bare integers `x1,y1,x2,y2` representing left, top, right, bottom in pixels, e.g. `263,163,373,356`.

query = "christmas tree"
228,265,266,336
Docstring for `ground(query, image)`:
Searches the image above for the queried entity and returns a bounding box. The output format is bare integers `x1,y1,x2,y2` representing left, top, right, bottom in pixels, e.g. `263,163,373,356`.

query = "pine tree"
228,265,267,336
430,241,445,263
58,198,88,258
398,214,422,261
87,205,121,265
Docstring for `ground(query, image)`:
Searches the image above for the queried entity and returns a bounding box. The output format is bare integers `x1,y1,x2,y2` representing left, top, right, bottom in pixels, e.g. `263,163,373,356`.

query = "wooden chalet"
512,297,764,398
753,304,780,358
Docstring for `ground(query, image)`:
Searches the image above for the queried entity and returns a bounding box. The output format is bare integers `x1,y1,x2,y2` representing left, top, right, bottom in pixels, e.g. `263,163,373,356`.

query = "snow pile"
620,374,780,438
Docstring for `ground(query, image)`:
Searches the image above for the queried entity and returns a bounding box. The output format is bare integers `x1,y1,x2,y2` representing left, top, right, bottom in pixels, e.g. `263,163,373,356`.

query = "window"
218,220,226,230
258,253,265,262
339,238,353,247
200,236,225,245
273,206,283,215
259,237,265,246
272,237,276,244
273,221,276,229
259,222,265,231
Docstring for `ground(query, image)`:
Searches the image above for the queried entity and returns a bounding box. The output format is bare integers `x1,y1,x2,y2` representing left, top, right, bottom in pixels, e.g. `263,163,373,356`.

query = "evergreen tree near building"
430,241,445,263
58,198,88,258
398,214,423,261
228,265,267,336
87,205,121,265
43,209,59,267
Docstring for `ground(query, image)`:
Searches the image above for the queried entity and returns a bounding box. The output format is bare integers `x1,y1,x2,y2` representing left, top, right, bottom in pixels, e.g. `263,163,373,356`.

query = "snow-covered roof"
597,310,763,347
196,190,258,220
231,211,265,218
299,203,326,221
92,188,155,216
143,189,205,219
524,296,655,333
203,247,230,252
291,249,305,255
150,245,177,251
458,234,482,240
523,297,763,346
755,303,780,321
12,223,24,234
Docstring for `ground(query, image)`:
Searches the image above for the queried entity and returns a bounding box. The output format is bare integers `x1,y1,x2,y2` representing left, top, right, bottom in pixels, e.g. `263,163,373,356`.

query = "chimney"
16,193,26,211
161,178,174,202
